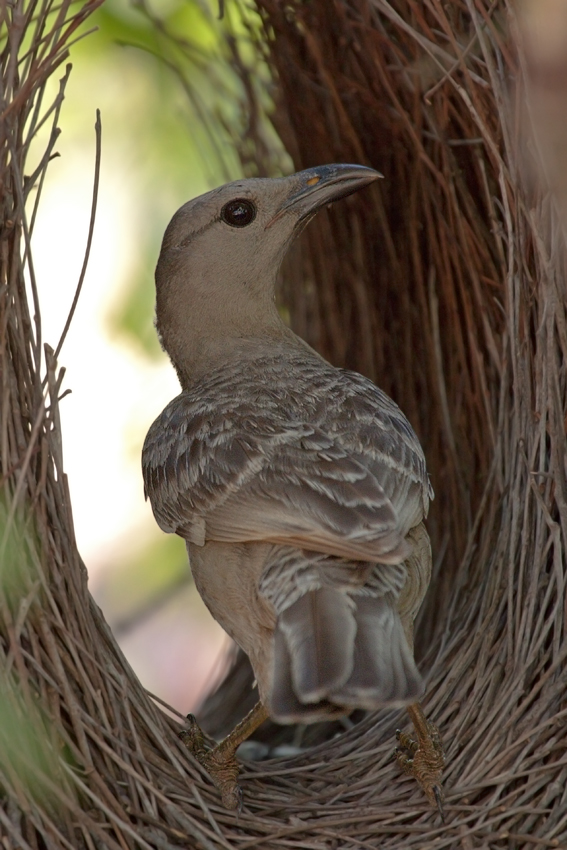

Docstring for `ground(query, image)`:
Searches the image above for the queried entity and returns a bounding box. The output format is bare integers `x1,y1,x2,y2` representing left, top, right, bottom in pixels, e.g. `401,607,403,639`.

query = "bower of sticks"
1,0,566,848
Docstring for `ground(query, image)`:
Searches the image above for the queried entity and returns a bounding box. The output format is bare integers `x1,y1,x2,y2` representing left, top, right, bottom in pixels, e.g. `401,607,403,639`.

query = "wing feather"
142,350,431,562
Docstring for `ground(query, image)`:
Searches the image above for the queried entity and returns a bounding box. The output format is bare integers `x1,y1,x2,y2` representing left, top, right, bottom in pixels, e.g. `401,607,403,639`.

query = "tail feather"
269,590,423,723
270,622,346,722
332,596,423,707
278,587,356,703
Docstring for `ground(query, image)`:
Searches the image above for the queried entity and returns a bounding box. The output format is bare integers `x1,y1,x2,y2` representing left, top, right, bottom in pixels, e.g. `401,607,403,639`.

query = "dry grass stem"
1,0,566,847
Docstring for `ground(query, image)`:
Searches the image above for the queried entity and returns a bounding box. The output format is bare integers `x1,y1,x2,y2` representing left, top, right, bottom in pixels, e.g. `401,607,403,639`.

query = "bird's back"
143,340,432,721
143,340,431,548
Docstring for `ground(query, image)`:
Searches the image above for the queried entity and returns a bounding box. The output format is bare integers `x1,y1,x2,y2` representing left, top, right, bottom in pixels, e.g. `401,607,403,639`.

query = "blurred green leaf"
0,678,76,812
0,502,76,811
94,530,189,628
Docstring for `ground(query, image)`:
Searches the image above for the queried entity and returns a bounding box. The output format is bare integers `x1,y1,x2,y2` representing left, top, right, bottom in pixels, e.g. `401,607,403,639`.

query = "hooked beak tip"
267,163,382,229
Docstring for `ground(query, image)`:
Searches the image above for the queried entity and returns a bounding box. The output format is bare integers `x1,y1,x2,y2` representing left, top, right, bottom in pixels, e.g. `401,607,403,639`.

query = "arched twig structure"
1,1,566,848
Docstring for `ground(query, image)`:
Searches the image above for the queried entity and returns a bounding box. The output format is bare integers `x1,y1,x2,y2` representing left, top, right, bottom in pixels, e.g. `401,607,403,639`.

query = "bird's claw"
180,714,242,812
395,728,418,758
394,720,445,821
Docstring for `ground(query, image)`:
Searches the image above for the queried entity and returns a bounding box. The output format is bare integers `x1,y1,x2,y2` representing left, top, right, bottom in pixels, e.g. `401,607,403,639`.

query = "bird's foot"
179,702,269,811
395,702,445,821
180,714,242,810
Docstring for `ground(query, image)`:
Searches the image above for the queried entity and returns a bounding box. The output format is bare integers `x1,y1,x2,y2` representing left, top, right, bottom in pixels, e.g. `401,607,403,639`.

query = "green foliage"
0,512,33,619
94,530,189,627
0,677,77,812
78,0,288,355
0,505,76,812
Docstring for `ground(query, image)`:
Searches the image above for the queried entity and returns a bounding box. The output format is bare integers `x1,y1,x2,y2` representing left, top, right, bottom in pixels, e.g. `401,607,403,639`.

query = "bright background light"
31,1,233,713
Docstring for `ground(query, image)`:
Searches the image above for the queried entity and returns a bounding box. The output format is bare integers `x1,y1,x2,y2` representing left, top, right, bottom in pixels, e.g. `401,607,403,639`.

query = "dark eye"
221,198,256,228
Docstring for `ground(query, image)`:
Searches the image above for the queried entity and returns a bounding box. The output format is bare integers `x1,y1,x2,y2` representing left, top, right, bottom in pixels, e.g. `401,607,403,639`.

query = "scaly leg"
395,702,445,820
180,701,269,810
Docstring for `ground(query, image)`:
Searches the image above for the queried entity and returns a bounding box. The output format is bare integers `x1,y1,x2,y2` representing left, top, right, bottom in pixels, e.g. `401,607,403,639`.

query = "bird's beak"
267,163,382,229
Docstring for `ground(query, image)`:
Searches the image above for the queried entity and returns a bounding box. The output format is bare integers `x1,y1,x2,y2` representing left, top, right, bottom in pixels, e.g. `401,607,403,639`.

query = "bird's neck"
156,293,301,389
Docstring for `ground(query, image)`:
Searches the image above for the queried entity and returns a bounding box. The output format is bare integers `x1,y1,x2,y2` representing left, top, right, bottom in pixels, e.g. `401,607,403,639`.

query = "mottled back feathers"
143,344,431,565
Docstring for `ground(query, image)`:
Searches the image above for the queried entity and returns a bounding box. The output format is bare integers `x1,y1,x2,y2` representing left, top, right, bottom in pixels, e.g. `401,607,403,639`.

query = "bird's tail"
269,588,423,723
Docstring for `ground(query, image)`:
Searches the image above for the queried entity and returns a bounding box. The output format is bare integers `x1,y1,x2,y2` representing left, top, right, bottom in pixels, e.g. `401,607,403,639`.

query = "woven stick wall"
202,1,567,837
1,2,566,850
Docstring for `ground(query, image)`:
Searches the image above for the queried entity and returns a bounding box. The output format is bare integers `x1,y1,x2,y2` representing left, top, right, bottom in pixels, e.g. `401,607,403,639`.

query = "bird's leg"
395,702,445,820
180,701,269,810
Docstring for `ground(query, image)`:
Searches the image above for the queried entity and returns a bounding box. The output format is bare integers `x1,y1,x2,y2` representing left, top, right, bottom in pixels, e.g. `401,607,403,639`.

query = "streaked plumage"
142,164,444,812
143,312,432,720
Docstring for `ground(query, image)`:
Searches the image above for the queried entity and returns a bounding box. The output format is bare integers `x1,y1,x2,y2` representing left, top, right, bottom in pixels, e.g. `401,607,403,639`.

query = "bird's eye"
221,198,256,228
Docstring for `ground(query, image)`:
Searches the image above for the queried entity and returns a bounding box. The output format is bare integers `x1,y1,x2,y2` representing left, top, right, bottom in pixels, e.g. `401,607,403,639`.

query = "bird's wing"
142,391,411,563
316,367,433,531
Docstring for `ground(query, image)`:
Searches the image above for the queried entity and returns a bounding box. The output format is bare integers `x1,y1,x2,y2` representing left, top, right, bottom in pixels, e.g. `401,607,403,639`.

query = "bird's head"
155,164,381,384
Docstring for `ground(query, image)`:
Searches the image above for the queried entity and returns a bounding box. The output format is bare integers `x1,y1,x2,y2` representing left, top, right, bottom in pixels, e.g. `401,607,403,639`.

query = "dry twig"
1,0,566,848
